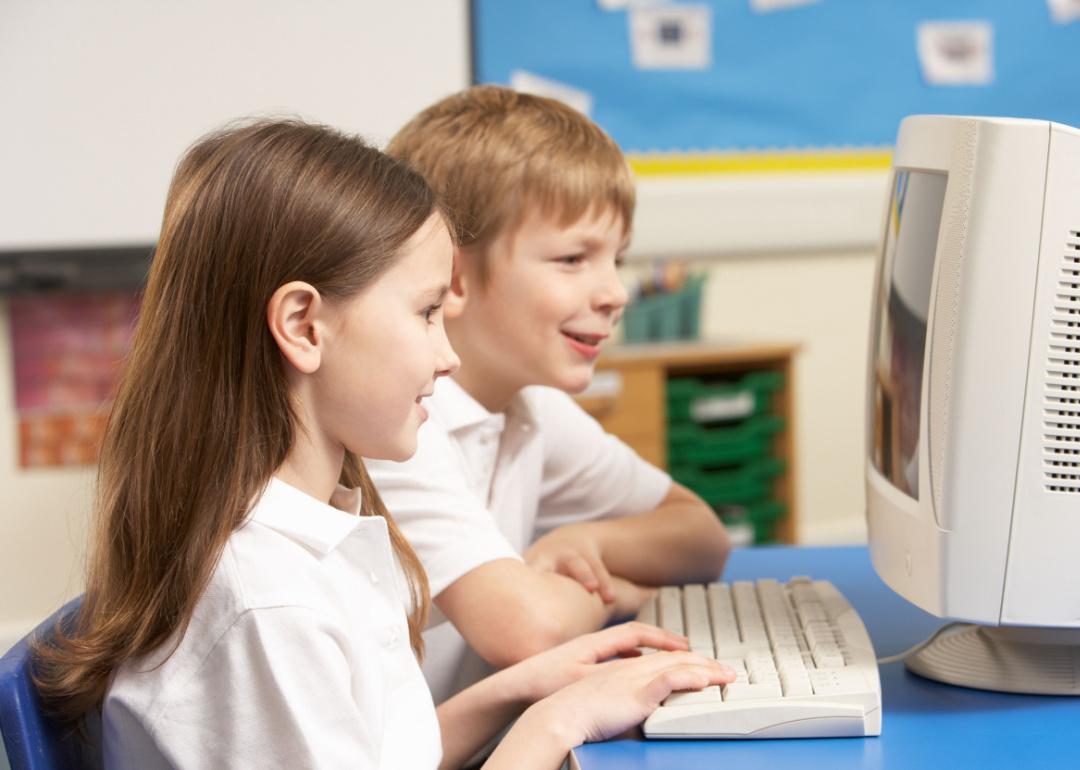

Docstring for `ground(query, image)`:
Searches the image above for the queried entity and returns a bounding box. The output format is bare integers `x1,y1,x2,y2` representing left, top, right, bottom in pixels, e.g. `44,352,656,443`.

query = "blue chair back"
0,598,101,770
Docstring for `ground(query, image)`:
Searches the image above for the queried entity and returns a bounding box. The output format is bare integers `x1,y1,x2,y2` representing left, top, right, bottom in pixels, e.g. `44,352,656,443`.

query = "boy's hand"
610,578,657,620
524,523,616,603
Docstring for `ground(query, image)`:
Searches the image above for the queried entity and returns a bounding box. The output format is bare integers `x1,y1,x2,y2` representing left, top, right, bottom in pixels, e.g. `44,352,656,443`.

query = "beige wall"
0,299,96,646
696,251,876,545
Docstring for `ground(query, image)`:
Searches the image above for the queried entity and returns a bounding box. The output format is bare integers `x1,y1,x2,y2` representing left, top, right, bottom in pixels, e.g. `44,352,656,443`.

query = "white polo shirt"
103,477,441,770
366,378,671,704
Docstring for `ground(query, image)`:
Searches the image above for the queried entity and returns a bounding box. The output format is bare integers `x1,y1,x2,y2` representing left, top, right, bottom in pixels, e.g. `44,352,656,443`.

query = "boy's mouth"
561,330,606,346
561,329,606,360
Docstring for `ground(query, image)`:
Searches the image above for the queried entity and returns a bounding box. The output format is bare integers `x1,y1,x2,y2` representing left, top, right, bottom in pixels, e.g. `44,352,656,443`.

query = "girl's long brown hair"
33,120,436,724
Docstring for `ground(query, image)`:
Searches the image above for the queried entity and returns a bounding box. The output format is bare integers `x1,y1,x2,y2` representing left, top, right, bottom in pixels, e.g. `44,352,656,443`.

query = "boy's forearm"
437,561,626,669
589,492,730,586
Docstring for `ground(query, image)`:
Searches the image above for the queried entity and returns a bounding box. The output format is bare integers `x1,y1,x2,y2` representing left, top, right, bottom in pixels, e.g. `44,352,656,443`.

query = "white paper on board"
750,0,821,13
1047,0,1080,24
509,70,594,116
916,20,994,86
629,4,711,70
597,0,669,10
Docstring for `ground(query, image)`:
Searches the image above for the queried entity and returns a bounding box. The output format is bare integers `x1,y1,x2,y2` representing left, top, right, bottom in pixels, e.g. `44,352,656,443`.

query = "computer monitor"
866,115,1080,694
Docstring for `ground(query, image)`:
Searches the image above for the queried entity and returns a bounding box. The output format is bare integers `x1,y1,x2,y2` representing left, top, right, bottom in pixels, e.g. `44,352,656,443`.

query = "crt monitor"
866,115,1080,694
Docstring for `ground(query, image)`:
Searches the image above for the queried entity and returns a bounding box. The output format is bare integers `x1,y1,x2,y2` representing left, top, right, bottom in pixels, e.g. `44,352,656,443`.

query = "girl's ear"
267,281,325,374
444,246,469,319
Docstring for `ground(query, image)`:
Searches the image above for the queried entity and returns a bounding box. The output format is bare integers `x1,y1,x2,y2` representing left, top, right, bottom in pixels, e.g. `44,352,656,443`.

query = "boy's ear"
444,246,469,319
267,281,325,374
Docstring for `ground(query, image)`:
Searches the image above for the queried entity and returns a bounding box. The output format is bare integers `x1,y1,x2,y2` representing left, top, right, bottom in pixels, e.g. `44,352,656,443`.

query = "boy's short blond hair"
387,85,635,277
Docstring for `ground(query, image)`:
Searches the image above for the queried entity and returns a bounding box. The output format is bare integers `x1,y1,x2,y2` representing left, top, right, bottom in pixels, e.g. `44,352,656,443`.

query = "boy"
367,85,731,704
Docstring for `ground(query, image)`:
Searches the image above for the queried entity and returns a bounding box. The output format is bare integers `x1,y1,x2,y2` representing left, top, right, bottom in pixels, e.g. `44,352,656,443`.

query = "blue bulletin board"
472,1,1080,170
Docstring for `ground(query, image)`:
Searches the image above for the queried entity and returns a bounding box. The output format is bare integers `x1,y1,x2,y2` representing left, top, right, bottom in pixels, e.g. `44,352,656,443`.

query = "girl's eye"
556,254,586,266
422,303,443,323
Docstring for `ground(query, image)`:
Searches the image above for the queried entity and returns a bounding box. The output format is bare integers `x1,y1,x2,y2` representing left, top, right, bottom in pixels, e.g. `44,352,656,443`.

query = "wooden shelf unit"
576,340,799,543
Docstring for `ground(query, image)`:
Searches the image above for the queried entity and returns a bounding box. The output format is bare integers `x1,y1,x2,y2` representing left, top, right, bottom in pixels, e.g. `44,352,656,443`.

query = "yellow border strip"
628,149,893,176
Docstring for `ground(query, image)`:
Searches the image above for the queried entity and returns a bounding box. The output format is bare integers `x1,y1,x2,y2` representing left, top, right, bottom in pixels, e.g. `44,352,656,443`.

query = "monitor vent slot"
1044,229,1080,493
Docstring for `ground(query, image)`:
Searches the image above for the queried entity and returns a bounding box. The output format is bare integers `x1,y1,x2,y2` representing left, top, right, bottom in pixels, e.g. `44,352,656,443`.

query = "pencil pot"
622,275,704,343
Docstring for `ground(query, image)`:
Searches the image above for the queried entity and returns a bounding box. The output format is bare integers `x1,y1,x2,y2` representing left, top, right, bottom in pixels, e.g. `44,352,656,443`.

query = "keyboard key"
723,681,783,701
659,587,684,636
746,654,776,674
774,652,806,673
637,597,657,627
716,657,746,674
682,584,713,653
663,686,722,707
750,670,781,686
809,669,867,695
813,646,847,669
780,670,814,697
771,642,802,658
796,602,828,625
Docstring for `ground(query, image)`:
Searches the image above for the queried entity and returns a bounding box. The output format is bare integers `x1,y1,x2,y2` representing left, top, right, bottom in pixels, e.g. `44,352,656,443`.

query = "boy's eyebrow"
572,235,632,252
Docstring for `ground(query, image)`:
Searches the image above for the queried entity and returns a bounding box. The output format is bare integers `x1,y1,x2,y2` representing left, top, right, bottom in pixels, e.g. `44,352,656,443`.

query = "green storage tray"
667,414,784,467
667,370,783,424
671,457,785,505
714,500,787,544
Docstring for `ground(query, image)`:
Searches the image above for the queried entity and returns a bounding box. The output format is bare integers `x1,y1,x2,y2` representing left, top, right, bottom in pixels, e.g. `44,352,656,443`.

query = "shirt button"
387,628,400,648
368,570,379,585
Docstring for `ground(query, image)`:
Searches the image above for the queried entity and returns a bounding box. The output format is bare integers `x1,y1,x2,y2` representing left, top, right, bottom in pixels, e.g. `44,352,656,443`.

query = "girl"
33,120,731,769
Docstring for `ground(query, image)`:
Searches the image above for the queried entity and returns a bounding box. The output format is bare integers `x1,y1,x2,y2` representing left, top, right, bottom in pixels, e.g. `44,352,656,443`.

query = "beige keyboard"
637,577,882,739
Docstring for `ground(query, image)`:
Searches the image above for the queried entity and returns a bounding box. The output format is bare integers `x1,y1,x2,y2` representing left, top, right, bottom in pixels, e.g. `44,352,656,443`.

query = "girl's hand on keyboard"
528,650,734,747
506,621,690,703
524,523,616,603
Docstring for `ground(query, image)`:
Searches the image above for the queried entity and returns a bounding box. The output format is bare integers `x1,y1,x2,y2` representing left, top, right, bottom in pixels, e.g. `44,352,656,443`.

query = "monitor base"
905,624,1080,695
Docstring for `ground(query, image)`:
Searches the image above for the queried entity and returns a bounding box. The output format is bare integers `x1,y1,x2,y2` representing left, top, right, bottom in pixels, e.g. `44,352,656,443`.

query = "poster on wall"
10,292,140,468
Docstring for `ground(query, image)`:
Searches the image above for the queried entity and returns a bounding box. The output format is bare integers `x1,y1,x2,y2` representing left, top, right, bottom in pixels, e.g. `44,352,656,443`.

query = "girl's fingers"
616,649,728,679
614,621,691,652
583,623,688,662
645,664,726,704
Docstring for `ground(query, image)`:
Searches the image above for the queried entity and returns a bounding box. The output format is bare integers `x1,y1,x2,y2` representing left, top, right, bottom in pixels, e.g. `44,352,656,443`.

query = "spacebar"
647,700,868,737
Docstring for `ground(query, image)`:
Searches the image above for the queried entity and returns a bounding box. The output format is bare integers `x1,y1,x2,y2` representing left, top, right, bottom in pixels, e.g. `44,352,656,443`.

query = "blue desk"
571,545,1079,769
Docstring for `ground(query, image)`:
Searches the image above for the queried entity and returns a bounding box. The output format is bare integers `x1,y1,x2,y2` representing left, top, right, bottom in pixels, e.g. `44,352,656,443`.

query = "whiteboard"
0,0,470,251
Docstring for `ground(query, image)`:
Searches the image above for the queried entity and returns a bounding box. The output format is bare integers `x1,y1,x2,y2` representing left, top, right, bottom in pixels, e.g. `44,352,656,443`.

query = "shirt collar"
247,477,366,556
433,378,540,434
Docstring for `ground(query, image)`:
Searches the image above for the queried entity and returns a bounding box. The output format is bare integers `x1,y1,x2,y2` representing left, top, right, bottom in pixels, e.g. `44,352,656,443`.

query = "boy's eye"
555,254,586,266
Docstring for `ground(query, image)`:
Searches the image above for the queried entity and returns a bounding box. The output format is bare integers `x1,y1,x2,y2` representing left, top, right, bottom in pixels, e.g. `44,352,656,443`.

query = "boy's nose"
593,268,630,314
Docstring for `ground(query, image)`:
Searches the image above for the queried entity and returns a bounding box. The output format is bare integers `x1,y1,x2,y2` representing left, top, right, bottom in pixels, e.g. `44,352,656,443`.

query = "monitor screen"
871,170,948,500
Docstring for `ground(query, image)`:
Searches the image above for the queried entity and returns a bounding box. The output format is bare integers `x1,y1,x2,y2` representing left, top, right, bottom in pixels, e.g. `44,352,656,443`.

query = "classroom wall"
698,250,876,545
0,0,875,650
